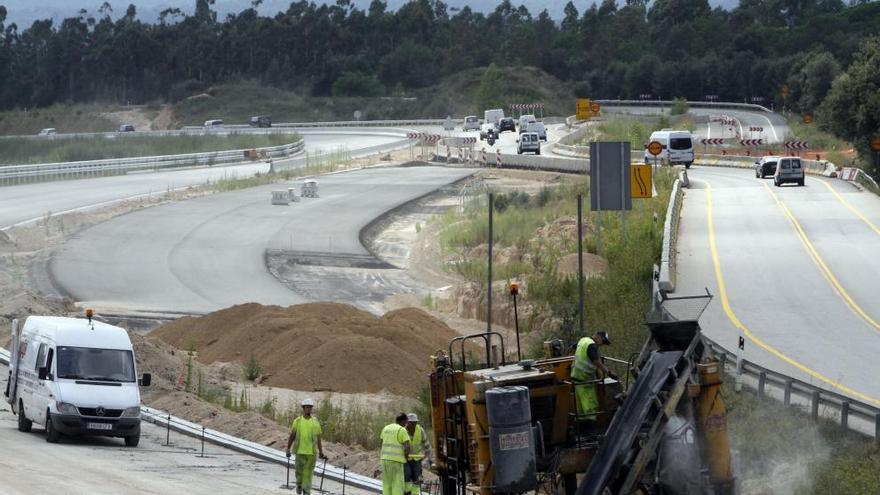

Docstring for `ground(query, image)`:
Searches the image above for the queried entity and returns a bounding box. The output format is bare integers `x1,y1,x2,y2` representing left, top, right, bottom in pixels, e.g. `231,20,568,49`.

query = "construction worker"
381,413,412,495
404,413,434,495
571,331,616,419
286,398,327,495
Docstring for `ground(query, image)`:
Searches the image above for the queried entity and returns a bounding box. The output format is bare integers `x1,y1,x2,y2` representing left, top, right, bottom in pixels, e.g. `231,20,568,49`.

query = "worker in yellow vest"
404,413,434,495
571,331,616,419
286,398,327,495
381,413,412,495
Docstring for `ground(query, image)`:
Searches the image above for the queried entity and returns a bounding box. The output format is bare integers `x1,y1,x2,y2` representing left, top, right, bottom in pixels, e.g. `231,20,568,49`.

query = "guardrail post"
841,401,850,430
757,371,766,397
165,414,171,446
734,356,743,393
875,413,880,445
810,391,820,422
783,380,793,406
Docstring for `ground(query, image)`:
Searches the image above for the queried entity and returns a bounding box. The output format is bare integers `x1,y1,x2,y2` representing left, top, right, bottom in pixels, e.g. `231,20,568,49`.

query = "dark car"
754,157,779,178
498,117,516,133
249,115,272,128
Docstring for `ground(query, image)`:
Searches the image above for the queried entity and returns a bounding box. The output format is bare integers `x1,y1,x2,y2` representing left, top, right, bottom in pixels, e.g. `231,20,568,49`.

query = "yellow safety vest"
380,423,409,463
408,425,426,461
571,337,597,381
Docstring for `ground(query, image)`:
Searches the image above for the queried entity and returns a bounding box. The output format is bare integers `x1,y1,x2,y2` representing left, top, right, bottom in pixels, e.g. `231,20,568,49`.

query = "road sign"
701,138,724,145
870,137,880,152
576,98,592,120
590,102,601,114
784,141,809,150
353,110,362,121
740,139,763,146
647,141,663,156
590,141,632,211
631,164,652,199
803,114,813,124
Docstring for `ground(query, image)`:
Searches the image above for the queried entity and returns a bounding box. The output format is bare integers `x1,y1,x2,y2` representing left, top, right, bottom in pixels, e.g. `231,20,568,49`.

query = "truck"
5,312,151,447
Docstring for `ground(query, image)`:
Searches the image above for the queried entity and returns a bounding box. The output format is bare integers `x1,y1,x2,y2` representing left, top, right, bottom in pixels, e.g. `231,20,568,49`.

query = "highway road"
0,130,409,230
676,166,880,406
51,166,475,315
0,365,365,495
602,106,789,144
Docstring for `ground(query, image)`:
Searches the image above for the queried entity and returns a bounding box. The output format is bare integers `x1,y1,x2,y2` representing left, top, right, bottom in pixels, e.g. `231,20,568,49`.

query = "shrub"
244,354,262,381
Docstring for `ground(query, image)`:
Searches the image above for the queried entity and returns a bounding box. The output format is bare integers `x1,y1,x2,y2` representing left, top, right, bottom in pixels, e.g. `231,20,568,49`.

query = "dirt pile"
150,302,460,396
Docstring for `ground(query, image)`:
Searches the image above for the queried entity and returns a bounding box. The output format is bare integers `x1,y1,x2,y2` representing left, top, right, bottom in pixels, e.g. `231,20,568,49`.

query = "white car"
463,115,480,132
38,128,57,136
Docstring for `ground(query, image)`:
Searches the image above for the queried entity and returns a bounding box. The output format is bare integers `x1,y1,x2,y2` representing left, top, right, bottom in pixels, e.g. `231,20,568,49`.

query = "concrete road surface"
676,166,880,406
51,166,475,315
0,365,367,495
0,131,407,230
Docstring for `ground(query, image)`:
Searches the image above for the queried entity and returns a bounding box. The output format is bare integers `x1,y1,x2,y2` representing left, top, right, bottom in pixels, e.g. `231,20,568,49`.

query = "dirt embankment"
149,302,460,396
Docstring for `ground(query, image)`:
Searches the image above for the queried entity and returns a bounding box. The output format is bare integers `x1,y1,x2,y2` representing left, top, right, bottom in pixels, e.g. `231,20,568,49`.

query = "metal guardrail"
0,138,305,186
658,176,684,293
597,99,773,113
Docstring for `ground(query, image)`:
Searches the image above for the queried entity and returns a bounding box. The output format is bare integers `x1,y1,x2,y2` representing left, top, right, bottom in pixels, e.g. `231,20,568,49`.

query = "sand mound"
149,303,459,396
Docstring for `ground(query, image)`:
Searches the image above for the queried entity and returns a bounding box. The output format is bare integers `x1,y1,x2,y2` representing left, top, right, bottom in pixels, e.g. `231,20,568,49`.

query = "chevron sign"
701,138,725,145
740,139,763,146
749,126,764,132
785,141,809,150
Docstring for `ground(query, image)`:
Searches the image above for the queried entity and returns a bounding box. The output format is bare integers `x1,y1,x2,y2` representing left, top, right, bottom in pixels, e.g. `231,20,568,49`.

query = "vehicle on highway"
118,124,135,133
498,117,516,133
484,109,505,130
518,114,537,133
462,115,480,132
526,121,547,141
5,313,151,447
37,128,57,136
754,156,779,178
479,123,496,141
249,115,272,128
773,156,804,186
517,132,541,155
643,130,694,169
204,119,224,129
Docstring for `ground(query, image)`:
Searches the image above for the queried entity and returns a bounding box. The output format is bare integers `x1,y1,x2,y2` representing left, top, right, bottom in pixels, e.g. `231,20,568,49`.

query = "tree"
475,63,505,114
820,39,880,175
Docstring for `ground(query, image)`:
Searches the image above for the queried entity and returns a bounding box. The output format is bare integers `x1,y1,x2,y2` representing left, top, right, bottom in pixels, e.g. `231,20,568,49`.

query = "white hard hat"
407,413,419,422
302,398,316,407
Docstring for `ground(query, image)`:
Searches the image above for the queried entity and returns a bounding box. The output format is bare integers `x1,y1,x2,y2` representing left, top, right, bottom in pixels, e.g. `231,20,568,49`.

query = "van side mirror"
38,366,49,380
139,373,152,387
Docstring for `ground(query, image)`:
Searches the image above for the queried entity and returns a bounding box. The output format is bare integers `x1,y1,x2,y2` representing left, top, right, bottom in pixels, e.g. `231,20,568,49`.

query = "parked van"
644,130,694,168
526,121,547,141
773,156,804,186
204,119,224,129
484,109,505,130
5,315,150,446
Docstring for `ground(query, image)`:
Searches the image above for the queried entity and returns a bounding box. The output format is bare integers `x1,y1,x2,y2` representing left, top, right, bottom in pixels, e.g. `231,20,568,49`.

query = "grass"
0,103,119,135
207,147,352,193
725,381,880,494
589,115,696,150
0,133,300,165
436,169,676,362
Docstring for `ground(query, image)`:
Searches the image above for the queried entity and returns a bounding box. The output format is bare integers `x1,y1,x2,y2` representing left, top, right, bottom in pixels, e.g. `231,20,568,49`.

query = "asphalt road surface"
51,166,475,315
0,130,408,230
676,166,880,406
602,106,789,144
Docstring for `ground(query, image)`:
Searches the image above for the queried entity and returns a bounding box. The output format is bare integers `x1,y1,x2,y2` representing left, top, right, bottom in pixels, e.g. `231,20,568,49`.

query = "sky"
1,0,740,28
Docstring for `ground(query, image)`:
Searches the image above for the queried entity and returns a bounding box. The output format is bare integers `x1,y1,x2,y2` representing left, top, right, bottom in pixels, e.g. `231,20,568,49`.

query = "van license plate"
87,423,112,430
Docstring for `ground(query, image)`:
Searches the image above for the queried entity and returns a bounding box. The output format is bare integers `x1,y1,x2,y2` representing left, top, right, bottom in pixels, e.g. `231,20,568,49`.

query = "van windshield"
57,347,136,382
670,137,692,150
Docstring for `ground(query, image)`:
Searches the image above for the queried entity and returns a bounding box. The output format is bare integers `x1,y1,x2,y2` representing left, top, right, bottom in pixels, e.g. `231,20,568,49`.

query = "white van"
526,121,547,141
518,114,537,133
484,109,505,130
644,130,694,168
5,315,150,446
37,128,57,136
204,119,224,129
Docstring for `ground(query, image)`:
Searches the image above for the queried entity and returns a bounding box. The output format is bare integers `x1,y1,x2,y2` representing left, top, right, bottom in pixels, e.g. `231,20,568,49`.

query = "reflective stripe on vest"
408,425,426,461
571,337,597,381
380,424,407,463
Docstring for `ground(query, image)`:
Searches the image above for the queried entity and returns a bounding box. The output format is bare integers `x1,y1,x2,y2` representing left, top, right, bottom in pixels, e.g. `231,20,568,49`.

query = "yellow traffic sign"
647,140,663,156
631,164,652,199
803,114,813,124
871,137,880,152
576,98,592,120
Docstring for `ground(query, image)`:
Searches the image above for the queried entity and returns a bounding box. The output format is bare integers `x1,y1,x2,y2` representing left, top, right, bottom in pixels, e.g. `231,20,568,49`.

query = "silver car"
773,157,804,186
463,115,480,132
517,132,541,155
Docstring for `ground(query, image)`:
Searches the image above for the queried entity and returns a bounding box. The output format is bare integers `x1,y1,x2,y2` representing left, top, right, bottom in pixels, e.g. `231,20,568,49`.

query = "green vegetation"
725,382,880,494
0,133,299,165
670,98,689,116
437,169,675,360
243,355,262,382
0,104,118,136
589,115,694,150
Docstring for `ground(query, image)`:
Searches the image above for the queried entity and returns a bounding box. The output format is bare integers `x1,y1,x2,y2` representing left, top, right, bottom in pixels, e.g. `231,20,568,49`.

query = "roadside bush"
244,354,262,381
670,97,689,115
331,72,385,97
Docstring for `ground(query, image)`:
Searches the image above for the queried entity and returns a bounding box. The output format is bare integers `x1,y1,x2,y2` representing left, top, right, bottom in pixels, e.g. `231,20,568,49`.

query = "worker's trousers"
382,460,406,495
295,454,317,494
404,459,423,495
575,382,599,419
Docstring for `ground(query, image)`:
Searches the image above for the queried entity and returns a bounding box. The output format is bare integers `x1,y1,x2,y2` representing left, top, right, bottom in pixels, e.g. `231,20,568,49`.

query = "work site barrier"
661,174,880,440
0,347,383,492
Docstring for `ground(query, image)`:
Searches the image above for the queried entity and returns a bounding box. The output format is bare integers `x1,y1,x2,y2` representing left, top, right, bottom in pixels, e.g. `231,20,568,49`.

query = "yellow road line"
762,182,880,333
705,182,880,406
814,178,880,237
